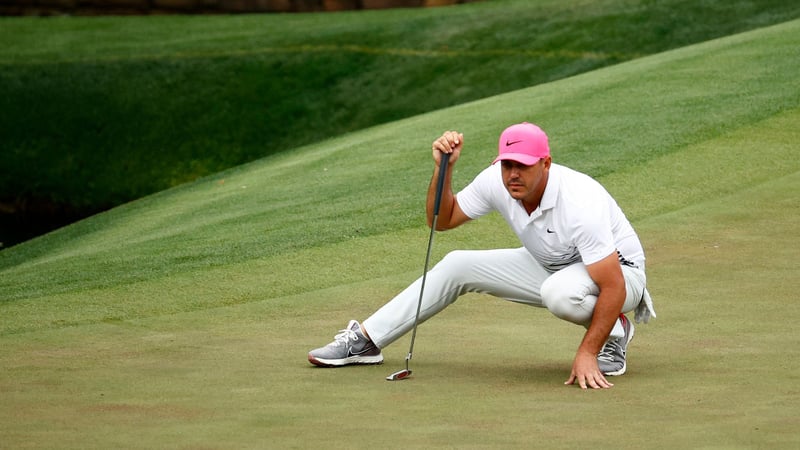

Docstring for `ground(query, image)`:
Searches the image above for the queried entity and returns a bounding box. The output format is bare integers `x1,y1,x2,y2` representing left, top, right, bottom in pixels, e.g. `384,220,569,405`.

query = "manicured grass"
2,0,800,247
1,16,798,448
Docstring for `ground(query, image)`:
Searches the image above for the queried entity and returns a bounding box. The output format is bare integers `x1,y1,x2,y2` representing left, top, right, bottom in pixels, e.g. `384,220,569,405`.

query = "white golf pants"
362,247,646,349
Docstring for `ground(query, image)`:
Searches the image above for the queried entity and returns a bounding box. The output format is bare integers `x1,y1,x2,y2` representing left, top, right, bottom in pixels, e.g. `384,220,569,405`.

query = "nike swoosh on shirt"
546,228,556,233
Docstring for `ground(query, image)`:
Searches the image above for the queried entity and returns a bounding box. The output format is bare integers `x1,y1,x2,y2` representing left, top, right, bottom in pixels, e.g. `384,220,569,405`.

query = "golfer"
308,122,655,389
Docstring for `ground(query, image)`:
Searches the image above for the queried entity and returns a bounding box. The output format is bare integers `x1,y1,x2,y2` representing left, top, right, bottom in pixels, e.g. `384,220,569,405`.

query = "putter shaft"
386,152,450,381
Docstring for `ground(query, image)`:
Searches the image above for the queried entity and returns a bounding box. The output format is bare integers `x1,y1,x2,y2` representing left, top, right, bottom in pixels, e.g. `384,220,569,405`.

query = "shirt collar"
539,164,560,211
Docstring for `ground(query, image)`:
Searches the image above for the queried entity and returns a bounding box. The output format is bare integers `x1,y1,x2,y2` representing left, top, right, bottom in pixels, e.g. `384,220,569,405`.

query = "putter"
386,152,451,381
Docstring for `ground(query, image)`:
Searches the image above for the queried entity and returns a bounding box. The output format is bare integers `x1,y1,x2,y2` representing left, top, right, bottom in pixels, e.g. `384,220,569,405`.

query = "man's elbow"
430,217,452,231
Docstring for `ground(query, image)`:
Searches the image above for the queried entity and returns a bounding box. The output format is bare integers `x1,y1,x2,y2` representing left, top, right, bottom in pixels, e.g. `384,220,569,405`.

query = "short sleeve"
454,165,499,219
569,197,617,266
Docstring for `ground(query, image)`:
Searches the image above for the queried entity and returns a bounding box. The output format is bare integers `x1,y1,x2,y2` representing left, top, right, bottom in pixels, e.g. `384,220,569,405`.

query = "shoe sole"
602,319,635,377
308,353,384,367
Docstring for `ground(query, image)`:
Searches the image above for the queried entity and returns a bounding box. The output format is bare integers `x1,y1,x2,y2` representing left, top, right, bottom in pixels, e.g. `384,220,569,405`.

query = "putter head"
385,369,412,381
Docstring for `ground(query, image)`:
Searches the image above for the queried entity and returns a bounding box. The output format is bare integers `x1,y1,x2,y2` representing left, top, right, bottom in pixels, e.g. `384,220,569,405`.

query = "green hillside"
2,0,800,247
0,8,798,447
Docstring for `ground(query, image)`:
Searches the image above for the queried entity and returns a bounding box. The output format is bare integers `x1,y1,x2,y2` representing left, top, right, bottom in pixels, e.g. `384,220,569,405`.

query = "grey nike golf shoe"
597,314,635,376
308,320,384,367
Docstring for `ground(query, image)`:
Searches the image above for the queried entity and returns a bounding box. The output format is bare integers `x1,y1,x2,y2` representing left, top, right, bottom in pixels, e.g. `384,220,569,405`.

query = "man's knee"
540,277,595,324
435,250,480,276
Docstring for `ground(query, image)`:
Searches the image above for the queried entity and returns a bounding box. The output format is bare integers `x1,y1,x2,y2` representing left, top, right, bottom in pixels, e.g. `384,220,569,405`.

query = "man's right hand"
427,131,470,231
431,131,463,166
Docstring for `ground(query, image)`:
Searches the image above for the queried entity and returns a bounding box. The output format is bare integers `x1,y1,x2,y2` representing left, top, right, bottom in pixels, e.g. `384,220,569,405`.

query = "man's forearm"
426,164,455,229
578,287,625,355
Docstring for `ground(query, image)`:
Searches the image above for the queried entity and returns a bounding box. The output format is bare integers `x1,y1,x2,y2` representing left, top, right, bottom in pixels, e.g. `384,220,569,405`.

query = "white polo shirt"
456,163,645,273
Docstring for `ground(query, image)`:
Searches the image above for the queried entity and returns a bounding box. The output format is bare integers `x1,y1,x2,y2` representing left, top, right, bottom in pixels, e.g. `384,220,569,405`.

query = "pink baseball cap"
493,122,550,165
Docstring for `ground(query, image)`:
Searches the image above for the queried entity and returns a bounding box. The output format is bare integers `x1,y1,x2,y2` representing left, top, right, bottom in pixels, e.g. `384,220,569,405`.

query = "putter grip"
433,152,450,215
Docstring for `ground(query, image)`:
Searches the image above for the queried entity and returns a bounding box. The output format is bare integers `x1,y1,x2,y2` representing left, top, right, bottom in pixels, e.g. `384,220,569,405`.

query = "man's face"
500,157,551,204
